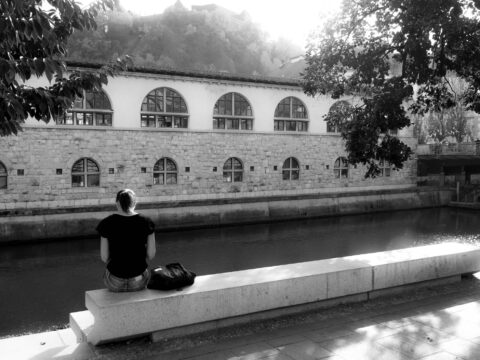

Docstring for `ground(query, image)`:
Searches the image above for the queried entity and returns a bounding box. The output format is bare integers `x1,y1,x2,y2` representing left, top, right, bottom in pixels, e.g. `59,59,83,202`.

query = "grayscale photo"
1,0,480,359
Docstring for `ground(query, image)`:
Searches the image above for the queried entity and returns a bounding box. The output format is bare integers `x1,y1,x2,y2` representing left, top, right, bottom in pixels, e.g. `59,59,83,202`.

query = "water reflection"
0,207,479,337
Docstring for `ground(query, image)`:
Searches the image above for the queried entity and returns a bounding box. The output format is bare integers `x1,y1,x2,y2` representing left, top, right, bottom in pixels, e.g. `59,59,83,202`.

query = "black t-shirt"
96,214,155,278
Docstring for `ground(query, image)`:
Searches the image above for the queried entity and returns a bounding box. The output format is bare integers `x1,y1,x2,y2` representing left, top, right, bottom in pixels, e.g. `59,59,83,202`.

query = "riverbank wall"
0,185,452,243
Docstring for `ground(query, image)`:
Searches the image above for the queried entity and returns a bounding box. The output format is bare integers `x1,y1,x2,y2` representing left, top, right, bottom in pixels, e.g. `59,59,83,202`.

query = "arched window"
379,159,391,177
282,157,300,180
213,93,253,130
71,158,100,187
56,90,112,126
223,157,243,182
141,88,188,128
334,157,349,179
327,100,352,133
274,97,308,132
153,158,178,185
0,161,7,189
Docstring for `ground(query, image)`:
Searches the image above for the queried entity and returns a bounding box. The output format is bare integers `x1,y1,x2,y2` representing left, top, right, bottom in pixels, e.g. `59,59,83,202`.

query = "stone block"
349,242,480,290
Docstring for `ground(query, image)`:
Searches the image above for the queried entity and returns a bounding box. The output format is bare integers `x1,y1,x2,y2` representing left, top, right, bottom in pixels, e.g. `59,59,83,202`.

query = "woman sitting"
96,189,156,292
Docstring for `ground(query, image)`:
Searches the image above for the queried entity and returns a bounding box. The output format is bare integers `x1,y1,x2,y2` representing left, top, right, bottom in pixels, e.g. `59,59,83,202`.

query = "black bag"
147,263,196,291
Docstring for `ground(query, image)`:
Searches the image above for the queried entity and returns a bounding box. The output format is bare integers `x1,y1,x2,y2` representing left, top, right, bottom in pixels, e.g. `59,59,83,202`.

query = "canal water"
1,207,479,338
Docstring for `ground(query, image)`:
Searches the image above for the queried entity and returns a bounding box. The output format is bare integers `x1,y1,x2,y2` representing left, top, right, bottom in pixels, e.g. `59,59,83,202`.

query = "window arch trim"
282,157,300,180
334,156,349,179
223,157,244,182
141,87,189,129
213,93,254,131
71,157,100,187
153,157,178,185
56,89,113,126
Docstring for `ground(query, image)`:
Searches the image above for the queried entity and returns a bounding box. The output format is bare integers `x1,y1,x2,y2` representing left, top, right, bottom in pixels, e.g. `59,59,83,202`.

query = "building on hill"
0,63,420,241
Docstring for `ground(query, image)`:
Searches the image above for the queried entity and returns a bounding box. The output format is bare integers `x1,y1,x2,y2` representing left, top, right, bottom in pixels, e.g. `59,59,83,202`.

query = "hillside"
67,1,306,78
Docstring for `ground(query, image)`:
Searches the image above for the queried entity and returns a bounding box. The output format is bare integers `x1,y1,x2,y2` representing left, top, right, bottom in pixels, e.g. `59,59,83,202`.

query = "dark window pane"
298,121,308,132
72,160,84,173
233,158,242,169
72,174,85,187
223,158,233,170
158,116,172,128
0,176,6,189
166,159,176,171
291,158,299,168
64,112,74,125
166,173,177,184
233,171,243,182
173,116,188,128
85,113,94,125
153,173,164,185
282,158,290,169
87,159,99,173
286,121,296,131
275,98,291,118
385,168,391,177
234,94,251,116
154,159,164,172
292,98,307,119
87,174,100,187
334,169,340,178
76,112,84,125
274,120,284,131
291,170,299,180
341,169,348,178
0,163,6,175
223,171,232,182
282,170,290,180
334,158,340,168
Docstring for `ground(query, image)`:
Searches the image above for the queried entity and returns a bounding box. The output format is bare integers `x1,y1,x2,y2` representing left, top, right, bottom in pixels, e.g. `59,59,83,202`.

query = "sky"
79,0,343,48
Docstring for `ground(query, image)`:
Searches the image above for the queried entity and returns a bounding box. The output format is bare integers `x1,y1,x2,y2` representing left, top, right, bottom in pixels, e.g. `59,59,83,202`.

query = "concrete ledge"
70,243,480,345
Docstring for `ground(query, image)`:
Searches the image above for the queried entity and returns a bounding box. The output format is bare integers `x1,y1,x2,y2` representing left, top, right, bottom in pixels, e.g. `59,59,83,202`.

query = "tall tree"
302,0,480,177
0,0,130,136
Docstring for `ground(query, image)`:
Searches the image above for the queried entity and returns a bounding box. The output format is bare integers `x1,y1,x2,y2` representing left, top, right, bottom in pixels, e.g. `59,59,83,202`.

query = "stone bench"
70,242,480,345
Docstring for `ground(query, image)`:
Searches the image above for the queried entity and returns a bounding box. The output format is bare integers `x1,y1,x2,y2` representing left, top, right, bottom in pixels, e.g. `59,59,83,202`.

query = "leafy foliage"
302,0,480,177
66,2,304,77
0,0,130,136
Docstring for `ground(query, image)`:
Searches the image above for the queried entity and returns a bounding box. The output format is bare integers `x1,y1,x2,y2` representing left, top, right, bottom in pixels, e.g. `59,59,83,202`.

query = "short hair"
116,189,137,212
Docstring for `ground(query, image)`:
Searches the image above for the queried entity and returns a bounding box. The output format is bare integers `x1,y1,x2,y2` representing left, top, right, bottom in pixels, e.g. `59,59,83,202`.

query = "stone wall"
0,127,417,211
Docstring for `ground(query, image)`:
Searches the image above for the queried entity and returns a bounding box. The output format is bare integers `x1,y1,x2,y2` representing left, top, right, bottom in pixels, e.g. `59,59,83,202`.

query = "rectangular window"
274,120,284,131
158,116,172,128
226,119,239,129
166,173,177,184
75,112,84,125
223,172,232,182
141,115,156,127
233,172,243,182
85,113,94,125
153,173,164,185
72,174,85,187
173,116,188,128
87,174,100,187
297,121,308,132
214,118,225,129
286,121,297,131
240,119,252,130
0,176,6,189
65,112,74,125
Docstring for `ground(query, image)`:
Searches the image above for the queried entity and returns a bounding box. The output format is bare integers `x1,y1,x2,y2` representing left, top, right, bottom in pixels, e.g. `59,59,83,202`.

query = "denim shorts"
103,268,151,292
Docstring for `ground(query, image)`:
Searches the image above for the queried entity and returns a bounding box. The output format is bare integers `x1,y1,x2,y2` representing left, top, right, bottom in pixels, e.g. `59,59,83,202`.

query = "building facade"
0,66,417,213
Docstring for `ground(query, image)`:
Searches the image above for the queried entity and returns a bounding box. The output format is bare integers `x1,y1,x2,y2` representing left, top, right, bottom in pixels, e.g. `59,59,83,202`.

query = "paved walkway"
3,276,480,360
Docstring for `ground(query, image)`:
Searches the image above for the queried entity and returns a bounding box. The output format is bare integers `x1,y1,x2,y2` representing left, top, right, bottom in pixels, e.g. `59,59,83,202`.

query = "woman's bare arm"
100,237,110,263
146,233,156,260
